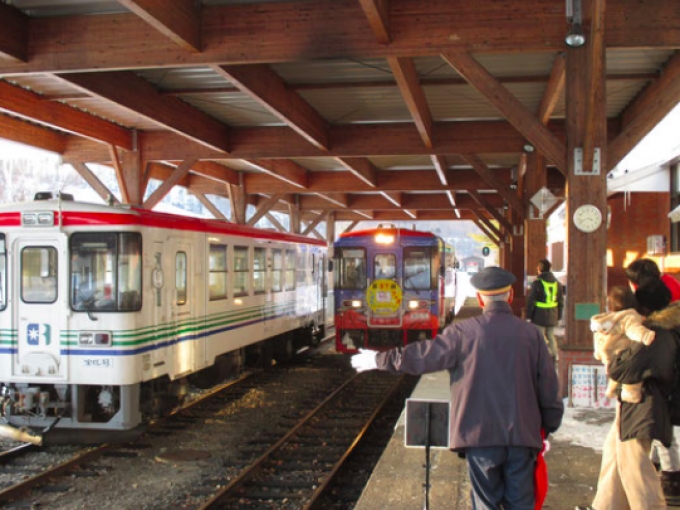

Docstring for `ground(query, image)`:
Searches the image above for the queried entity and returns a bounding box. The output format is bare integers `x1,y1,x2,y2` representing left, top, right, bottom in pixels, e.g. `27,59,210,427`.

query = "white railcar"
0,194,329,433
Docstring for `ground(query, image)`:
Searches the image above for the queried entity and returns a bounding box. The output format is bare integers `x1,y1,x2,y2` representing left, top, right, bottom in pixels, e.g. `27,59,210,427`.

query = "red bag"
534,429,549,510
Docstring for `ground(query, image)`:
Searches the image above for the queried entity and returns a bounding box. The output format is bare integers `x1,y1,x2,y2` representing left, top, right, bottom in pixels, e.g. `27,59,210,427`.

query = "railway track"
196,371,408,510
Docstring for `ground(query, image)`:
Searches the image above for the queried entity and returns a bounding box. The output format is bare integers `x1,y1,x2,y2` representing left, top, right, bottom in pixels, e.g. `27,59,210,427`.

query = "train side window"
271,249,283,292
209,244,228,301
176,252,187,306
22,246,58,303
285,249,296,290
253,247,266,295
234,246,249,297
403,247,433,290
70,232,142,312
0,236,5,310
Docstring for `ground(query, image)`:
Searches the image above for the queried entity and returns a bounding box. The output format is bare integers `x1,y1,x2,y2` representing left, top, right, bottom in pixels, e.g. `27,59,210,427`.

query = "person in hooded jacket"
580,280,677,510
526,259,564,365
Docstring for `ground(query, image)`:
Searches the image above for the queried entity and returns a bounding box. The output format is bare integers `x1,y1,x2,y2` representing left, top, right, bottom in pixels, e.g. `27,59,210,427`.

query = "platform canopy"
0,0,678,226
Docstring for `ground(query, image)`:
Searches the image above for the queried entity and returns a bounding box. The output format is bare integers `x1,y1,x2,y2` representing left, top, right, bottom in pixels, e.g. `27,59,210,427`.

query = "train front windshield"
70,232,143,312
403,247,435,289
336,248,366,290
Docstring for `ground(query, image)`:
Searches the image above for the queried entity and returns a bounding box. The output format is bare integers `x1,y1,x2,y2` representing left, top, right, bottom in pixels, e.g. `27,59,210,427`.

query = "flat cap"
470,266,516,295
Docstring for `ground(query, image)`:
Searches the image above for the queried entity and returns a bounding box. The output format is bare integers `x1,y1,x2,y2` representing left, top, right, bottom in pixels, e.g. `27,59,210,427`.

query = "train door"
168,239,202,376
366,252,402,327
12,238,66,379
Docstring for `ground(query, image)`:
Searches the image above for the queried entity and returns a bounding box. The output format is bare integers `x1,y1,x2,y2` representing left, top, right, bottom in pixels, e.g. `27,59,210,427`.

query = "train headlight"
342,300,362,308
408,300,429,310
79,331,112,347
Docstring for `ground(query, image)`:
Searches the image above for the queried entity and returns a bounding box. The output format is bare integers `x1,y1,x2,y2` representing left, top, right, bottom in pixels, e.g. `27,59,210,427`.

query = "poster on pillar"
570,364,616,409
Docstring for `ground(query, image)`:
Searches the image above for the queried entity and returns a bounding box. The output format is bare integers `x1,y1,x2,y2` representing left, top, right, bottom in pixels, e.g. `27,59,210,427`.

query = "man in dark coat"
352,266,564,510
526,259,564,363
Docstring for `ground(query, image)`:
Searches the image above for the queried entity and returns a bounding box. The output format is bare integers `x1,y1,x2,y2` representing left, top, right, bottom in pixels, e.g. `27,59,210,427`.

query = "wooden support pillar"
511,227,526,317
121,150,143,205
564,0,607,357
288,200,301,234
524,152,548,282
227,183,247,225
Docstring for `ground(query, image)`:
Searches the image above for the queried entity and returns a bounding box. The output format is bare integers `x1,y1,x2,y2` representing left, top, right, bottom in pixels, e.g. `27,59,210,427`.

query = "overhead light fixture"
565,23,586,47
523,143,535,153
565,0,586,48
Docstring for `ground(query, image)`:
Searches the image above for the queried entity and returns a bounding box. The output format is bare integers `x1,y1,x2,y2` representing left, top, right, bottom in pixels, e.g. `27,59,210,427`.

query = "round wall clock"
573,204,602,233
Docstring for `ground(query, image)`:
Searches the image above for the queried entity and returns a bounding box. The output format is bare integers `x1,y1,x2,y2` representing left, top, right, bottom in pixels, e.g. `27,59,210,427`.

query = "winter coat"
607,301,680,447
375,300,564,452
526,271,564,327
591,308,656,363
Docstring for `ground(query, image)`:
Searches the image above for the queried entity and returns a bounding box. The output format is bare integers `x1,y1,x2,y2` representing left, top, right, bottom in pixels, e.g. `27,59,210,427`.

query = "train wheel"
274,335,294,363
245,341,273,368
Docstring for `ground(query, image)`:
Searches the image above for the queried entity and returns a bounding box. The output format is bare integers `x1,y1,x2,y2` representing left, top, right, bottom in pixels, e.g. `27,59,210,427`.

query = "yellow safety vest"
535,279,558,308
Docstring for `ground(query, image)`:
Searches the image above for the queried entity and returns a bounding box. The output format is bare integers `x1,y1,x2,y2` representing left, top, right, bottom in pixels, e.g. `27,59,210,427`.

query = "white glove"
351,348,378,372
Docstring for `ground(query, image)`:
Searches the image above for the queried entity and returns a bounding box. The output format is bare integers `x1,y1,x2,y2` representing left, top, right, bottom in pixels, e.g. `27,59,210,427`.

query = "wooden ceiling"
0,0,678,228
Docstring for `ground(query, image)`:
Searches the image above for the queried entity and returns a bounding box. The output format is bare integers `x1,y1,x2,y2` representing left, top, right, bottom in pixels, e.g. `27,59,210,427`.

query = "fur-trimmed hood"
644,301,680,331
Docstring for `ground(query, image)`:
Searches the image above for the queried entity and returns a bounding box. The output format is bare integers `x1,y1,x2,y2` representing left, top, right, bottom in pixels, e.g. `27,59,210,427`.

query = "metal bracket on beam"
573,147,601,175
513,225,524,236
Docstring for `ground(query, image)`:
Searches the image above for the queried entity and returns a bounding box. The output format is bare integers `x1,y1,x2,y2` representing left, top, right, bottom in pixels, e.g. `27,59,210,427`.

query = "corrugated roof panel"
369,155,435,170
300,86,411,124
180,92,283,127
136,67,233,91
273,59,393,85
607,49,675,74
12,0,126,17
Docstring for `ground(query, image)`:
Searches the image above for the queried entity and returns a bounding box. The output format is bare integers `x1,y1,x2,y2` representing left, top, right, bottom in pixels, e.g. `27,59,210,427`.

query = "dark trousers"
465,445,536,510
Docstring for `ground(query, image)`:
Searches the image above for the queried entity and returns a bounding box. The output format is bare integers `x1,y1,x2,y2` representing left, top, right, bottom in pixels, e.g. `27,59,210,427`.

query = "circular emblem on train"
366,279,403,315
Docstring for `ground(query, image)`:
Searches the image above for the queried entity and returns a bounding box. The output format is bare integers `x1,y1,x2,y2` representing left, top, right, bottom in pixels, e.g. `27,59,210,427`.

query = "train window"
374,253,396,280
176,252,187,306
403,247,433,290
234,246,250,296
271,249,283,292
70,233,142,312
209,244,228,301
0,236,5,310
253,247,265,294
285,249,295,290
336,248,366,290
21,246,58,303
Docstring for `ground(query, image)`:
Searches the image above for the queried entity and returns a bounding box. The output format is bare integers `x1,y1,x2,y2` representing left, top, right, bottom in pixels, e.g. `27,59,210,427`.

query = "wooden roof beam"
0,3,28,62
302,211,330,236
468,190,513,233
192,192,228,221
432,155,449,185
0,113,66,154
538,53,566,125
55,71,231,153
246,194,284,226
0,80,134,150
358,0,390,44
608,50,680,170
472,218,501,246
336,157,378,187
241,159,309,189
442,52,567,175
2,1,678,75
459,154,526,216
315,193,349,207
143,158,197,209
118,0,201,52
388,56,433,149
213,64,330,151
69,162,120,204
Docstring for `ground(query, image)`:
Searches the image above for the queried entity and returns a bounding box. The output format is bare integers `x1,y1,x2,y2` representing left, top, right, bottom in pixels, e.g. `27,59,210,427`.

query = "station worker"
352,266,564,510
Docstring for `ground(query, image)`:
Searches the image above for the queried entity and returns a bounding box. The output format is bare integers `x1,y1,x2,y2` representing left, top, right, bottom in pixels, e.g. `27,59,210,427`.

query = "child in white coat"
590,285,656,403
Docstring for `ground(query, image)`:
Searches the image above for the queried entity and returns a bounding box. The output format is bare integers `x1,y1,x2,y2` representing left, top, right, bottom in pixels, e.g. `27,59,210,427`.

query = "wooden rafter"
431,155,449,186
472,210,504,241
608,51,680,170
302,211,330,236
538,53,566,124
442,52,567,175
247,194,283,226
0,80,133,149
143,159,197,209
0,113,66,154
467,190,513,233
472,219,501,246
241,159,309,188
0,1,677,75
213,64,330,151
459,155,526,216
335,157,378,187
388,56,433,148
0,3,27,62
192,192,228,221
69,162,120,204
55,71,231,153
358,0,390,44
119,0,201,52
108,146,131,204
